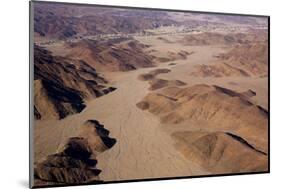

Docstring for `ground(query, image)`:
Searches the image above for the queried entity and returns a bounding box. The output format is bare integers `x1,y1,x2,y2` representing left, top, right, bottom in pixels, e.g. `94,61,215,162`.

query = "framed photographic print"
29,0,269,188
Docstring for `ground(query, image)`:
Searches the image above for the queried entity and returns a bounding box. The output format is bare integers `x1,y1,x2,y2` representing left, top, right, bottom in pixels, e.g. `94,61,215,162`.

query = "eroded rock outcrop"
34,46,116,120
137,84,268,154
34,120,116,186
172,131,268,173
64,38,155,72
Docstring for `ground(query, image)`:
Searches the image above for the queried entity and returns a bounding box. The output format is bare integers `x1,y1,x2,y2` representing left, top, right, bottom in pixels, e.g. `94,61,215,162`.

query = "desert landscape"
31,2,269,187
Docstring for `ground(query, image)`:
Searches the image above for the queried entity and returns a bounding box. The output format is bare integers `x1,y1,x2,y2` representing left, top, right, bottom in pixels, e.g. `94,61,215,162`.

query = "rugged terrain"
32,2,269,187
34,3,176,40
61,38,155,71
34,120,116,186
172,131,267,173
34,45,116,120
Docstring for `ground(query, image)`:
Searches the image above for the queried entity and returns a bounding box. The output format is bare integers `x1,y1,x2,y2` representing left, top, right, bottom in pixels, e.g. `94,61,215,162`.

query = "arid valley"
31,2,269,187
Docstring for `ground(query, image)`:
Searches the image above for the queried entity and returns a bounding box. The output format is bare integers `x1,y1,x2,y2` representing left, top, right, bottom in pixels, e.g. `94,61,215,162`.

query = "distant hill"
63,38,155,71
34,3,176,40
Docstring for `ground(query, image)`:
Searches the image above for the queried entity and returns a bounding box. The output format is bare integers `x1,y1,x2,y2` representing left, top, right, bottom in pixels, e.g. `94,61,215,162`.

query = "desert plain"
31,2,269,187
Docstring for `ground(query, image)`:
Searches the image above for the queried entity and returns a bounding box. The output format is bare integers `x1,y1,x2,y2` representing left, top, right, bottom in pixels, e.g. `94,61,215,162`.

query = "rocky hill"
34,120,116,186
172,131,267,173
34,45,116,120
137,84,268,153
63,38,155,71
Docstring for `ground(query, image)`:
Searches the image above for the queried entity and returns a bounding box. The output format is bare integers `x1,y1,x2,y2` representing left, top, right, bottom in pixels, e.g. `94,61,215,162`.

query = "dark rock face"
83,120,117,149
34,106,41,119
225,132,267,155
102,87,117,95
118,63,136,71
34,46,116,120
34,120,117,186
35,79,86,119
34,137,101,185
63,137,93,160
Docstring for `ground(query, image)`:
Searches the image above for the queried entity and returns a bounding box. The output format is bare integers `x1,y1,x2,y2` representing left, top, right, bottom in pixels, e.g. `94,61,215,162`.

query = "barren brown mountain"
34,120,116,186
63,38,155,71
137,84,268,153
217,42,268,76
34,3,176,40
172,131,267,173
34,45,116,119
190,33,268,77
